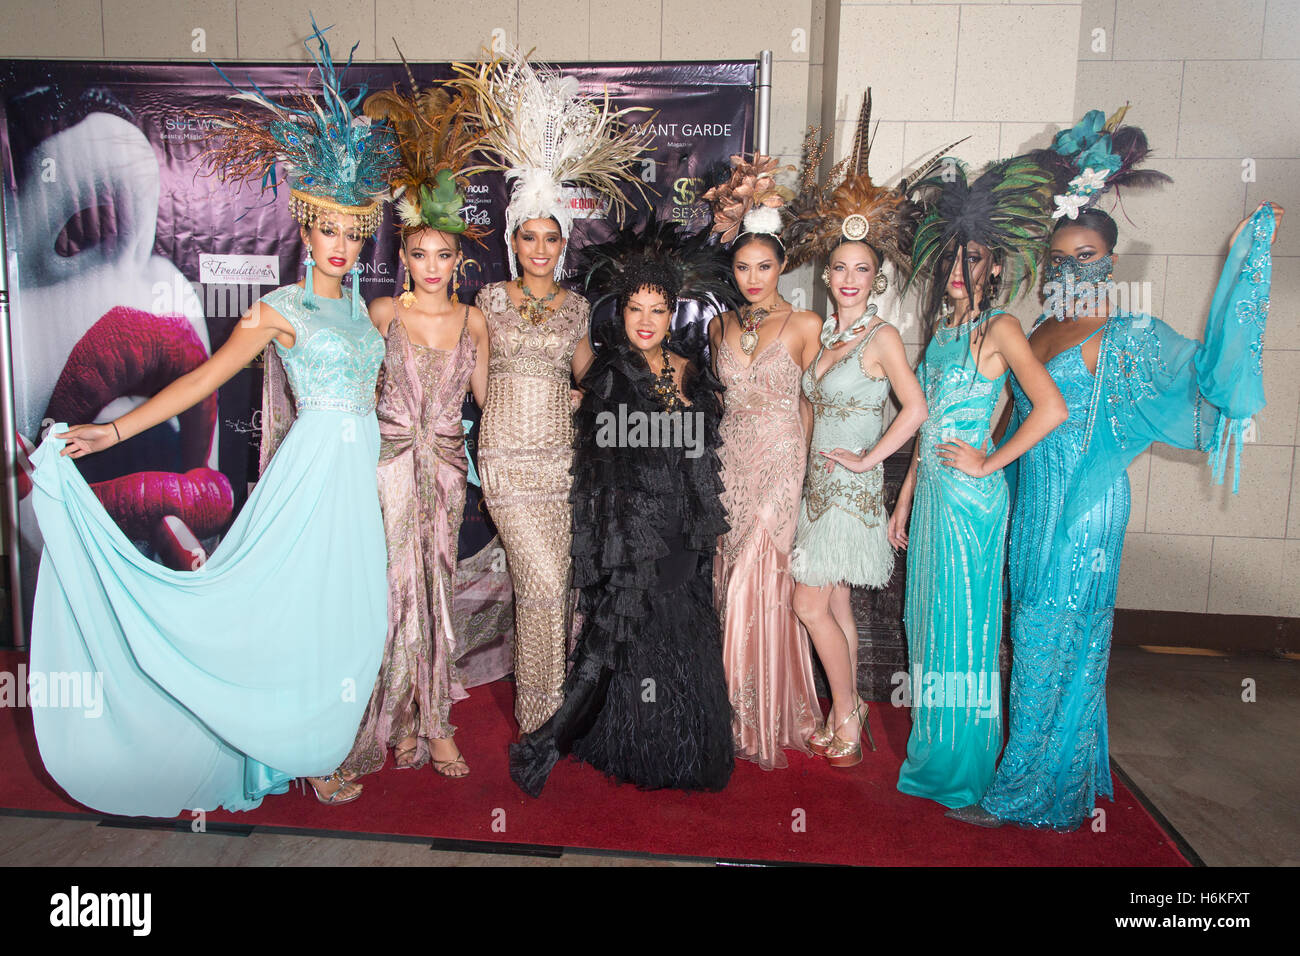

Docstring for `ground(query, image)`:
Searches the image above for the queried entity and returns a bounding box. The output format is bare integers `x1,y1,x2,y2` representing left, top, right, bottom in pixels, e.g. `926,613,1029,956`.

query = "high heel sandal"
304,770,363,805
808,714,835,756
825,698,876,768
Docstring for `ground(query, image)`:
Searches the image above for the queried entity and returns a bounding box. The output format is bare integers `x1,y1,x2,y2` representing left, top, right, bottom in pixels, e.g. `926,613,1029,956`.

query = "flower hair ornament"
1036,105,1172,222
196,17,399,319
454,47,656,280
785,89,967,299
702,153,796,246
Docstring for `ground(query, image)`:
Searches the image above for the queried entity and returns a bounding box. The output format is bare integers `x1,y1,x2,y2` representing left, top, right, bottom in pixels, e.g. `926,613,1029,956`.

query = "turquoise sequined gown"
28,284,388,817
792,319,894,588
897,310,1009,808
980,206,1276,828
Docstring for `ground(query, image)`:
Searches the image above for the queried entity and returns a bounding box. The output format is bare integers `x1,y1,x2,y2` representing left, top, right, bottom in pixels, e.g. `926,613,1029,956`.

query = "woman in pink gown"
706,156,824,769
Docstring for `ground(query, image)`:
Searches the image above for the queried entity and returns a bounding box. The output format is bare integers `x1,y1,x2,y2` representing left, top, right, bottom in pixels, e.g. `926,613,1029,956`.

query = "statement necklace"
517,278,559,325
650,344,685,411
737,304,771,356
820,304,878,349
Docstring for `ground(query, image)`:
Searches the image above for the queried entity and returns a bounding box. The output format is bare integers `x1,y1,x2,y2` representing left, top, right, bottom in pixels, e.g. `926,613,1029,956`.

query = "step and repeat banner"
0,57,755,631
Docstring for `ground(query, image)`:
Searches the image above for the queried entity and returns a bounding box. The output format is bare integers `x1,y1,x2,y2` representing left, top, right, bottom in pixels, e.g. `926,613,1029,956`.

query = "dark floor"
1,645,1294,867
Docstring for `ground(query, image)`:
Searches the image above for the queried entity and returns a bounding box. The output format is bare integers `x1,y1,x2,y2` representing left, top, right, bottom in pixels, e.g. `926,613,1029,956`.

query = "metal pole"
0,180,24,648
754,50,773,155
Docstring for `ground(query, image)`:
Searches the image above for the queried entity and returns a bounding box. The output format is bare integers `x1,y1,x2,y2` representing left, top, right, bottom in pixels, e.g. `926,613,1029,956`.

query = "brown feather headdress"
783,90,965,274
362,47,487,240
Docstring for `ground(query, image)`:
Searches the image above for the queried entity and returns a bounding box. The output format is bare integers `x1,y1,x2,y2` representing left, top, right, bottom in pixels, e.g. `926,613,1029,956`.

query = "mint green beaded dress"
792,319,893,588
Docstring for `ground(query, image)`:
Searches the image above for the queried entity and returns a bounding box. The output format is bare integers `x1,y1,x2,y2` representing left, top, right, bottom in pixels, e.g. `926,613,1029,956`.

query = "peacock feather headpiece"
362,45,487,239
453,47,656,280
197,18,399,237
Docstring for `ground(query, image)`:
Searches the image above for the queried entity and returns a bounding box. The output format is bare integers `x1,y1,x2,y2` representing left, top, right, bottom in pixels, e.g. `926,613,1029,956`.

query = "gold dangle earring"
872,272,888,295
399,266,415,308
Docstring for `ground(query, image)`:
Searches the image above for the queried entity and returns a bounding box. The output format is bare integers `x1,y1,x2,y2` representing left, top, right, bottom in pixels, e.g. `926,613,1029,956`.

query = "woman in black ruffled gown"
509,262,734,796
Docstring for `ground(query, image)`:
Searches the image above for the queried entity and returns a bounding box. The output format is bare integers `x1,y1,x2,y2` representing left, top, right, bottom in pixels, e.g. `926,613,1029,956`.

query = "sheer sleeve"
1058,202,1276,534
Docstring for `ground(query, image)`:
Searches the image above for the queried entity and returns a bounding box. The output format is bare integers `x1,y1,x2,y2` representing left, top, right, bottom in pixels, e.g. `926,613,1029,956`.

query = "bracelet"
111,421,121,443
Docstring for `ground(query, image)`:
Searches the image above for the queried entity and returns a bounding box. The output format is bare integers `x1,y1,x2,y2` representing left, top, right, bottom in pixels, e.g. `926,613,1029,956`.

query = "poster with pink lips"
0,59,755,642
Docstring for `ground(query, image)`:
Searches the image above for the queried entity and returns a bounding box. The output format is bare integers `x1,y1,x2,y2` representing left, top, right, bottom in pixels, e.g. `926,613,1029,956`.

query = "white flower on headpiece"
1052,192,1089,220
1069,167,1111,195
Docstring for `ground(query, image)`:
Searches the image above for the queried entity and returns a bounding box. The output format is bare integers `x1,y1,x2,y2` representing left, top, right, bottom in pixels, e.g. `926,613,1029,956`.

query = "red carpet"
0,651,1188,865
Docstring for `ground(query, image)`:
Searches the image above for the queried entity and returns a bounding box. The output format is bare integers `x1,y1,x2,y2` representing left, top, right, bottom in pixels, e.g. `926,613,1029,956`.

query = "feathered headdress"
1034,105,1172,221
702,153,795,245
198,18,399,237
783,89,964,273
578,218,742,355
907,153,1056,307
581,218,742,314
453,47,655,279
362,47,486,239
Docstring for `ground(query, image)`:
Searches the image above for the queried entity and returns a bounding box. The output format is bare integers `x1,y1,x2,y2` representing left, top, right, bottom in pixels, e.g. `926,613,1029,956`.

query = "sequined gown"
897,310,1009,808
715,326,819,769
792,319,893,588
342,312,476,776
28,284,387,816
476,282,589,733
979,207,1276,828
510,339,734,795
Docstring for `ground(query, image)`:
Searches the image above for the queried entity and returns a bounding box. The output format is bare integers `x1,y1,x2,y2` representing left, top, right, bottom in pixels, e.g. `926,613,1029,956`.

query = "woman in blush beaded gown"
704,154,825,770
948,108,1283,830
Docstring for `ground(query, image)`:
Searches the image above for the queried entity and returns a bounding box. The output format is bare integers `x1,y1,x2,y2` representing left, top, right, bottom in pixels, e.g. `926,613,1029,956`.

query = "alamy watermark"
891,669,1000,719
0,664,103,718
595,404,705,459
1042,277,1153,321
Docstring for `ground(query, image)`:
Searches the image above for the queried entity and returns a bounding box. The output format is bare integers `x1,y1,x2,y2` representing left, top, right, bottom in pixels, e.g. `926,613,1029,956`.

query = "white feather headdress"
456,48,655,279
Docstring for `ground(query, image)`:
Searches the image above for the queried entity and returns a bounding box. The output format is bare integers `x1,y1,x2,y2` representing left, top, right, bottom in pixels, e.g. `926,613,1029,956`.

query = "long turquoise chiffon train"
28,284,387,817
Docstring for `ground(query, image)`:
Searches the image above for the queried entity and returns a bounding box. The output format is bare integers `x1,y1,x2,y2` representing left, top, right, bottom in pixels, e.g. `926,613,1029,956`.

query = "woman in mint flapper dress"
25,23,398,815
889,155,1068,809
949,110,1285,830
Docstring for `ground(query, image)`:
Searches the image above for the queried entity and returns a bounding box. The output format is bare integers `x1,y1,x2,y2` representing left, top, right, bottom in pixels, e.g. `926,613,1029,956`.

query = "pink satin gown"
714,328,819,769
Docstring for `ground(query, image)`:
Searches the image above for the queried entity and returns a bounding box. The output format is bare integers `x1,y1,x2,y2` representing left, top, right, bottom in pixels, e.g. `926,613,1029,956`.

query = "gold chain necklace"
517,278,559,325
650,344,685,411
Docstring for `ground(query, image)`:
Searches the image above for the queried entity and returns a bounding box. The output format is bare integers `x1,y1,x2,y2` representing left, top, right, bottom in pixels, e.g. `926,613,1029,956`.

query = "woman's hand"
56,423,120,459
936,437,992,477
1230,201,1285,248
820,447,872,474
570,388,582,411
887,498,911,550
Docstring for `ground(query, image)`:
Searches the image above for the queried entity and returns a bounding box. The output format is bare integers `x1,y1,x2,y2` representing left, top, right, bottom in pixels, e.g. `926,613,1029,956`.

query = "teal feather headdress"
199,17,399,236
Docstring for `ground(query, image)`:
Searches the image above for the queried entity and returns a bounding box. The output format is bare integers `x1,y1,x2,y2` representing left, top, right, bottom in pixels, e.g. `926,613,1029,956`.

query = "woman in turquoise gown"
963,196,1281,829
26,23,398,816
890,155,1068,808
